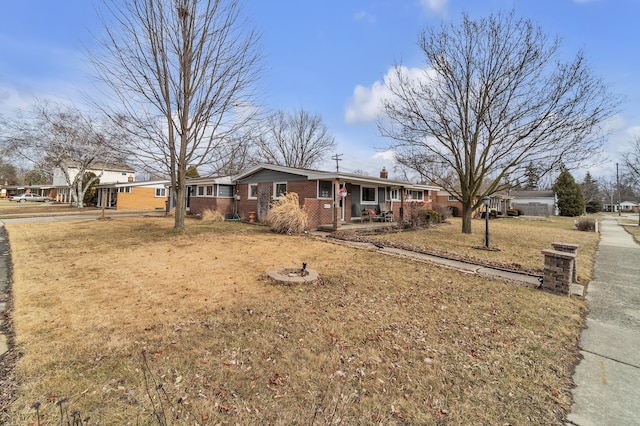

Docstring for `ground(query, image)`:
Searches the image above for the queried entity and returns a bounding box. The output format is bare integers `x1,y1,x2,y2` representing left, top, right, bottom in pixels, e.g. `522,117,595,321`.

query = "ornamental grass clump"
200,208,225,222
267,192,308,234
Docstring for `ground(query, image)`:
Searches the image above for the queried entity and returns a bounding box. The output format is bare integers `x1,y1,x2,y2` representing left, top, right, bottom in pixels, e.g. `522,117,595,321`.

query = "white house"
510,190,558,216
53,162,136,203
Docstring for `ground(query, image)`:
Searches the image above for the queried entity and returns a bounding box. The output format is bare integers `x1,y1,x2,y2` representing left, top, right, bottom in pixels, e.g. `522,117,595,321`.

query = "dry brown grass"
366,216,599,282
6,217,585,425
0,200,88,216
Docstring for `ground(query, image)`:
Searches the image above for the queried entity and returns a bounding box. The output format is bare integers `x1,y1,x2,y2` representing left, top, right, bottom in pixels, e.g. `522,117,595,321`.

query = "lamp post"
483,196,490,249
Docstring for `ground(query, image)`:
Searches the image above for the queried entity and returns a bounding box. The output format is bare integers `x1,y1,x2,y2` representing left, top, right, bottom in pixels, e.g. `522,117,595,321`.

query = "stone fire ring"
267,267,319,284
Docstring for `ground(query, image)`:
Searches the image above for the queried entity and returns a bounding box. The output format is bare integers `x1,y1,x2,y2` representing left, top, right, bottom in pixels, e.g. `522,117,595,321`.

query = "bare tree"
379,11,619,233
2,103,125,207
255,109,336,169
622,137,640,186
93,0,262,229
208,130,260,176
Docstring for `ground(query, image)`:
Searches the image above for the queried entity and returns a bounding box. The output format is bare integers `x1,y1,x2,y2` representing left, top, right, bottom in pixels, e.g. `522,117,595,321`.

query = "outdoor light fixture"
483,196,490,248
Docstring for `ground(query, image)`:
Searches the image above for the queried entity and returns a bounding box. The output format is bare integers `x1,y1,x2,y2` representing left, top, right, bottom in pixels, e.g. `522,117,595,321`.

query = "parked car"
10,193,52,203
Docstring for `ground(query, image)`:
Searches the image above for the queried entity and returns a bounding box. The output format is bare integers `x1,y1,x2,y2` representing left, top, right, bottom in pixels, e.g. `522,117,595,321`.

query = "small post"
483,195,490,248
101,188,106,219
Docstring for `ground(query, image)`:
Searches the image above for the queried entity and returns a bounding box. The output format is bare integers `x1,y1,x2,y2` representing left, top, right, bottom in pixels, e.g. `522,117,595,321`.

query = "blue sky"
1,0,638,180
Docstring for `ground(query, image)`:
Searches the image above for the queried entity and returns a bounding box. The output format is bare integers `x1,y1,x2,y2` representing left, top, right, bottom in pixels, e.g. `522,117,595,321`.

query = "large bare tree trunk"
461,197,474,234
174,185,186,230
93,0,262,230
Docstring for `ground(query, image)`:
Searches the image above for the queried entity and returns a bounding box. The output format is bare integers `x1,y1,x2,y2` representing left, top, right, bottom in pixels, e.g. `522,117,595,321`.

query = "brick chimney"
380,167,388,179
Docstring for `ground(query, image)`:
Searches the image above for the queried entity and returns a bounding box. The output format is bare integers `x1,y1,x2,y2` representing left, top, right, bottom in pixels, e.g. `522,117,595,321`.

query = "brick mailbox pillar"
551,242,579,283
541,249,577,295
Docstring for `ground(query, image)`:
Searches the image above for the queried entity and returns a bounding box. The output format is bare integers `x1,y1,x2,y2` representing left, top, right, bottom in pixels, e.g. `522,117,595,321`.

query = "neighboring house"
434,189,463,217
620,201,640,213
95,180,170,210
53,162,136,203
603,201,640,213
2,185,55,199
510,190,558,216
231,164,442,230
433,190,512,217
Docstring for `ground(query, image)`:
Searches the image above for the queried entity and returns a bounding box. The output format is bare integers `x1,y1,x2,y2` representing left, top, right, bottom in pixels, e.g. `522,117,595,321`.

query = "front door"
350,185,361,218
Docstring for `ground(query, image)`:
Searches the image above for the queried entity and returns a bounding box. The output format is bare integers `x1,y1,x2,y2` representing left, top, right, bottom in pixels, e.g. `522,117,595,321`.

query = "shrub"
201,208,225,222
449,205,459,217
507,209,519,216
516,208,525,216
423,210,443,224
575,218,596,232
267,192,308,234
481,210,498,219
432,204,451,220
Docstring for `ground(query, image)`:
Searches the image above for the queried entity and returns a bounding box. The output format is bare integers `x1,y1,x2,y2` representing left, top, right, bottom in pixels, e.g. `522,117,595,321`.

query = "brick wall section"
551,242,579,282
288,181,317,202
235,183,259,220
117,188,166,210
541,249,576,294
189,197,234,216
434,194,462,217
304,199,334,229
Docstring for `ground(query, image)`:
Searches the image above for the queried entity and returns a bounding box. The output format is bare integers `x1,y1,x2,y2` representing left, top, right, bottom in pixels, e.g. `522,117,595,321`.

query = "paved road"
567,216,640,426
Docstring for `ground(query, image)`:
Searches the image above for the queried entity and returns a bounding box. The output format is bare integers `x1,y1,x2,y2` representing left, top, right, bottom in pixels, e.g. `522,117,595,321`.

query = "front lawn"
361,216,599,282
5,218,585,424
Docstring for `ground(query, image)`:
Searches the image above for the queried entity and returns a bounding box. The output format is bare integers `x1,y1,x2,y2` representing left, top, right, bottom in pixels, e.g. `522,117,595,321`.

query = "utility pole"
616,163,621,216
331,153,343,173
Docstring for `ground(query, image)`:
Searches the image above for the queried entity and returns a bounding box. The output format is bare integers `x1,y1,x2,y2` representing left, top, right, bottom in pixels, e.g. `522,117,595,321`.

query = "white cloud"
603,114,626,133
354,10,376,24
344,81,388,124
625,125,640,139
419,0,448,13
372,149,395,162
345,66,432,124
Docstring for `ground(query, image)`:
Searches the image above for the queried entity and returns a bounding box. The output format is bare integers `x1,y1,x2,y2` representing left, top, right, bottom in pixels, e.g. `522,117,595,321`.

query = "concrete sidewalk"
567,216,640,426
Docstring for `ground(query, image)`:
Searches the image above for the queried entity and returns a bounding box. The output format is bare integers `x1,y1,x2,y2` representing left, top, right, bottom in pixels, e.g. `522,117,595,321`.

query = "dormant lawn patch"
6,218,585,424
365,216,599,283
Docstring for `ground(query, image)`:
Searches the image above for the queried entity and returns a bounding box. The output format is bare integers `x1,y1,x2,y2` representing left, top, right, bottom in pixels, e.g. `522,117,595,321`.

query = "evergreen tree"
553,169,585,216
82,172,100,206
186,165,200,179
581,172,602,213
523,162,540,190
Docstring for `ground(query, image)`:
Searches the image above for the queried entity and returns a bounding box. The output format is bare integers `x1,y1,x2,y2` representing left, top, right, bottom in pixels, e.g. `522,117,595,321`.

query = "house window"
248,184,258,199
117,187,132,193
407,190,423,201
218,185,233,197
361,187,377,204
274,182,287,198
198,186,204,196
155,188,166,197
390,189,401,201
318,180,333,199
448,195,458,202
206,185,213,196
